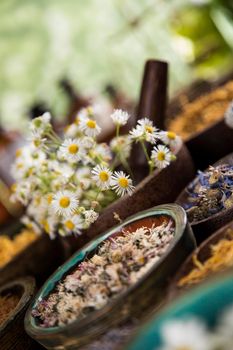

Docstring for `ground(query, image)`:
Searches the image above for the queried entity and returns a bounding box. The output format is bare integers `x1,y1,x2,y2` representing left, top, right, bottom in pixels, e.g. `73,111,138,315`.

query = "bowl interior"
170,221,233,295
27,204,187,333
127,273,233,350
176,152,233,226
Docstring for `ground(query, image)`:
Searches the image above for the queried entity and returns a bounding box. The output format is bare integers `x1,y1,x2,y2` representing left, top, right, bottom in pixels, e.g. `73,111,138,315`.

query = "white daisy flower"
151,144,173,169
111,171,135,197
30,112,52,136
225,100,233,128
92,165,113,190
58,138,86,163
159,318,213,350
110,135,132,159
52,190,79,217
159,131,182,153
21,215,42,235
110,109,130,126
84,209,99,225
95,143,112,162
64,123,80,138
130,118,158,143
41,215,58,239
63,215,84,235
80,118,101,137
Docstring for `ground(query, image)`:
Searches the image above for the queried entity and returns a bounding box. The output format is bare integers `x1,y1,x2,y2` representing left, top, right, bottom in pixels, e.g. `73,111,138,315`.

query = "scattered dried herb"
33,221,175,328
0,229,37,268
185,164,233,222
168,80,233,140
178,229,233,287
0,293,20,325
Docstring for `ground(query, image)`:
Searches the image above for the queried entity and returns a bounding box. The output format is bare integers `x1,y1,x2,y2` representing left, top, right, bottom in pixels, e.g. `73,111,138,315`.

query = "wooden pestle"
130,59,168,183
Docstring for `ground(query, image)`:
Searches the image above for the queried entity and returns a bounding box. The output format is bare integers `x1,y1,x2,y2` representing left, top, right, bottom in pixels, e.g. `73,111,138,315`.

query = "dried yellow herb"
178,229,233,287
168,81,233,140
0,230,37,268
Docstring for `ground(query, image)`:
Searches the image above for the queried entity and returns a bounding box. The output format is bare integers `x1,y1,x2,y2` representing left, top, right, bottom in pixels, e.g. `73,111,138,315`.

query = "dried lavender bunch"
186,164,233,222
32,221,174,328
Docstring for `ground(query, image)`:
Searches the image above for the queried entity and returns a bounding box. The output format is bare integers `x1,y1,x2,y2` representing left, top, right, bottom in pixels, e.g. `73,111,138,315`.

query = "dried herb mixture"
178,229,233,288
185,164,233,222
32,221,174,327
0,293,20,325
168,80,233,140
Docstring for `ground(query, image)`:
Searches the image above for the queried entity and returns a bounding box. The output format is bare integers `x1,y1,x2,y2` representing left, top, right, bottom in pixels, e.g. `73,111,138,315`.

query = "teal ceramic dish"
127,272,233,350
25,204,195,350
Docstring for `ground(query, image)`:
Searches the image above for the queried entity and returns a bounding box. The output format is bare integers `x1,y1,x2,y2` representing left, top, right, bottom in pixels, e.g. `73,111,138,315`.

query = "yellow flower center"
35,196,41,206
59,196,70,208
65,220,75,230
167,131,176,140
86,120,96,129
33,139,41,147
74,117,79,125
118,177,129,188
15,149,22,158
16,163,23,169
44,220,50,234
11,183,17,192
68,144,79,154
47,194,53,204
145,125,153,133
99,171,109,182
157,151,165,161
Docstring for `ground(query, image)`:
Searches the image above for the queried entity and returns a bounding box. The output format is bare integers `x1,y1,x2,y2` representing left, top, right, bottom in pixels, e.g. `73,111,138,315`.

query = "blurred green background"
0,0,233,130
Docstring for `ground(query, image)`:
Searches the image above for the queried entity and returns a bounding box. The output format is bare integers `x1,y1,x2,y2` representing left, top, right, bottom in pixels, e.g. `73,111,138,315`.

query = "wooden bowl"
84,144,195,242
0,277,43,350
168,221,233,300
167,72,233,170
0,222,69,287
176,152,233,245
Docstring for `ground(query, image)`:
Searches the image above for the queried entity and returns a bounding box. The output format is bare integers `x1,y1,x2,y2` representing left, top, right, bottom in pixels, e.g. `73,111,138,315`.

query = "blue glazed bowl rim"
127,271,233,350
25,203,188,336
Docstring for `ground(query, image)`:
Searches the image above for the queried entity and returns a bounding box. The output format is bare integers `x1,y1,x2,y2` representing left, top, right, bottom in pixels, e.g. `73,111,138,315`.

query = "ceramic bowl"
127,271,233,350
25,204,195,350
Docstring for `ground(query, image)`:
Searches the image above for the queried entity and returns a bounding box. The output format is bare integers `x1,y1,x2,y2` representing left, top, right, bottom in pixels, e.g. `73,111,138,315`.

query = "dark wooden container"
0,277,43,350
167,72,233,170
168,221,233,300
0,222,69,287
176,152,233,245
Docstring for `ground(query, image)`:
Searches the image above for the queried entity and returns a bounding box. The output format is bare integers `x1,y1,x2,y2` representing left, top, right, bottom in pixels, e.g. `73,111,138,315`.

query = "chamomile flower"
111,171,135,196
159,318,212,350
64,123,80,138
41,215,58,239
151,144,173,169
30,112,52,136
21,215,42,235
159,131,182,152
92,165,113,190
138,118,159,143
225,100,233,128
84,209,99,225
110,109,130,126
52,190,79,217
80,118,101,137
110,135,132,159
63,215,84,235
130,118,158,143
58,138,85,163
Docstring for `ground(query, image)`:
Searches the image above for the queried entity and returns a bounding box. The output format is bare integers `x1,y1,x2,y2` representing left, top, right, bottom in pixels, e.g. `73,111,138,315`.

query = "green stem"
140,140,153,174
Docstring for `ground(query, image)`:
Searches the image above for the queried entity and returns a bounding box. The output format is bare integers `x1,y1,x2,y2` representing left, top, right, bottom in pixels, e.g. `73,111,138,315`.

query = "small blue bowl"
127,272,233,350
